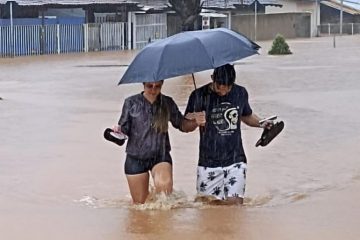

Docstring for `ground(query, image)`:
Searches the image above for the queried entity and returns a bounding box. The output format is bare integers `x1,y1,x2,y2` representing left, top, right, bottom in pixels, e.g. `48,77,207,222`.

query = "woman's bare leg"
151,162,173,194
126,172,150,204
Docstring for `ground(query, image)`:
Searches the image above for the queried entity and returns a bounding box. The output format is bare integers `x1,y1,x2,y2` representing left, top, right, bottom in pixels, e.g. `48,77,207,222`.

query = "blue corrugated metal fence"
0,17,127,57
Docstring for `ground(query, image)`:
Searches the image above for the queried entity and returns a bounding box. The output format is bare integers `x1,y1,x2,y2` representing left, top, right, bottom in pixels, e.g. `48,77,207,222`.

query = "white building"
266,0,320,37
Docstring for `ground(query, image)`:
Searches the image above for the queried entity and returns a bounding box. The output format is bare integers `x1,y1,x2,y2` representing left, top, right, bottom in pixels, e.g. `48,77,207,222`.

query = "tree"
168,0,203,31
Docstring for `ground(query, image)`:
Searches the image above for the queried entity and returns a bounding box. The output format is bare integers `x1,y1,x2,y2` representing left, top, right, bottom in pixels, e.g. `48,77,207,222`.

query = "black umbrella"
119,28,260,87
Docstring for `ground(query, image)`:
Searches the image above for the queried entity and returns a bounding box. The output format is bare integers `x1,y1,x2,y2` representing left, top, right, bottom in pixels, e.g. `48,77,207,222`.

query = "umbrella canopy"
119,28,260,85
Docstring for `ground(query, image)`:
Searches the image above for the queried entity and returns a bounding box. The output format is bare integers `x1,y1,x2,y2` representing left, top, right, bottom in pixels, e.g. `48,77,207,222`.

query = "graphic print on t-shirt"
210,102,239,135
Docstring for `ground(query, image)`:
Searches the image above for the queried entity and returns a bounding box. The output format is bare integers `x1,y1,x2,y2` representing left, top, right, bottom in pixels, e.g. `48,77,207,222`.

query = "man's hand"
185,112,196,120
259,115,277,129
259,119,274,129
194,111,206,127
185,112,206,127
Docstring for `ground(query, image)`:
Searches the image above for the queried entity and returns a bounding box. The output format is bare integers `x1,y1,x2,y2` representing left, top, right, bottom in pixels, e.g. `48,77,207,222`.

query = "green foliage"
268,34,292,55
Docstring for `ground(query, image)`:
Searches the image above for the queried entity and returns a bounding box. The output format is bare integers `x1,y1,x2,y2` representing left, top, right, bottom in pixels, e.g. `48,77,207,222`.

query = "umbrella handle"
191,73,197,89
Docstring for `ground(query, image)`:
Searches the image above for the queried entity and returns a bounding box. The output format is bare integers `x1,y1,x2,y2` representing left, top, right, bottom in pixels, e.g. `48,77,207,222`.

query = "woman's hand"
113,125,122,133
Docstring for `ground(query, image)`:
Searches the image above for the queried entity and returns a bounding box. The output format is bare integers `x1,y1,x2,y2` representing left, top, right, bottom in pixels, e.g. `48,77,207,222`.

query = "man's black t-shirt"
185,83,252,167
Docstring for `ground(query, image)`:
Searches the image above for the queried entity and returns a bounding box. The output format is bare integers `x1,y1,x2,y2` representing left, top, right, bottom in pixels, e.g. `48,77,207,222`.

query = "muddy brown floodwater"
1,36,360,240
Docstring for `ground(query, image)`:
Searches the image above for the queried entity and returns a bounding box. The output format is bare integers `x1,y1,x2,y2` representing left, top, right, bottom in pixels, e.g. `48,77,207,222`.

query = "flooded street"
1,35,360,239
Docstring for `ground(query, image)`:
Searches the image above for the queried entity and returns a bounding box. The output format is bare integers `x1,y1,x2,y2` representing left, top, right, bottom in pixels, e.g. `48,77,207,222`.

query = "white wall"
266,0,320,37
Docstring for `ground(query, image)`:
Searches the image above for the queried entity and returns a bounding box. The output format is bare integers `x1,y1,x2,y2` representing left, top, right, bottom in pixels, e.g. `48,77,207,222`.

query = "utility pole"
228,11,232,29
254,0,257,41
315,0,319,37
340,0,344,34
10,1,14,57
40,9,45,55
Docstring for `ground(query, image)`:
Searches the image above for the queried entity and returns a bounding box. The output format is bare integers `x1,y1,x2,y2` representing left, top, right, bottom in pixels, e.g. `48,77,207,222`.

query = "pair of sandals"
255,121,284,147
103,128,127,146
104,120,284,148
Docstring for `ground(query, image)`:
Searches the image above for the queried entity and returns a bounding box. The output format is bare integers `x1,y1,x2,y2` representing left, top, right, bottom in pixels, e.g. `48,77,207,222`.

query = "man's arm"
242,113,275,129
241,113,261,128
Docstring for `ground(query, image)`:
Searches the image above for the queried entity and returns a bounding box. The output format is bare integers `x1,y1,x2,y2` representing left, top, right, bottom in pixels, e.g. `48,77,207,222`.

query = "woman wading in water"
114,80,202,204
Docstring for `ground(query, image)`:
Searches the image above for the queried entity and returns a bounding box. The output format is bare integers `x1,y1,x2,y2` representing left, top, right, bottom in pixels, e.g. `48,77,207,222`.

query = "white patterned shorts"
196,162,247,200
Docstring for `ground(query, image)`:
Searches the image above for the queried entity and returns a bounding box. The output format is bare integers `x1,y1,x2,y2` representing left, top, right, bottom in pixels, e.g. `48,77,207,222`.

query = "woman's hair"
143,80,169,133
152,95,170,133
213,64,236,86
